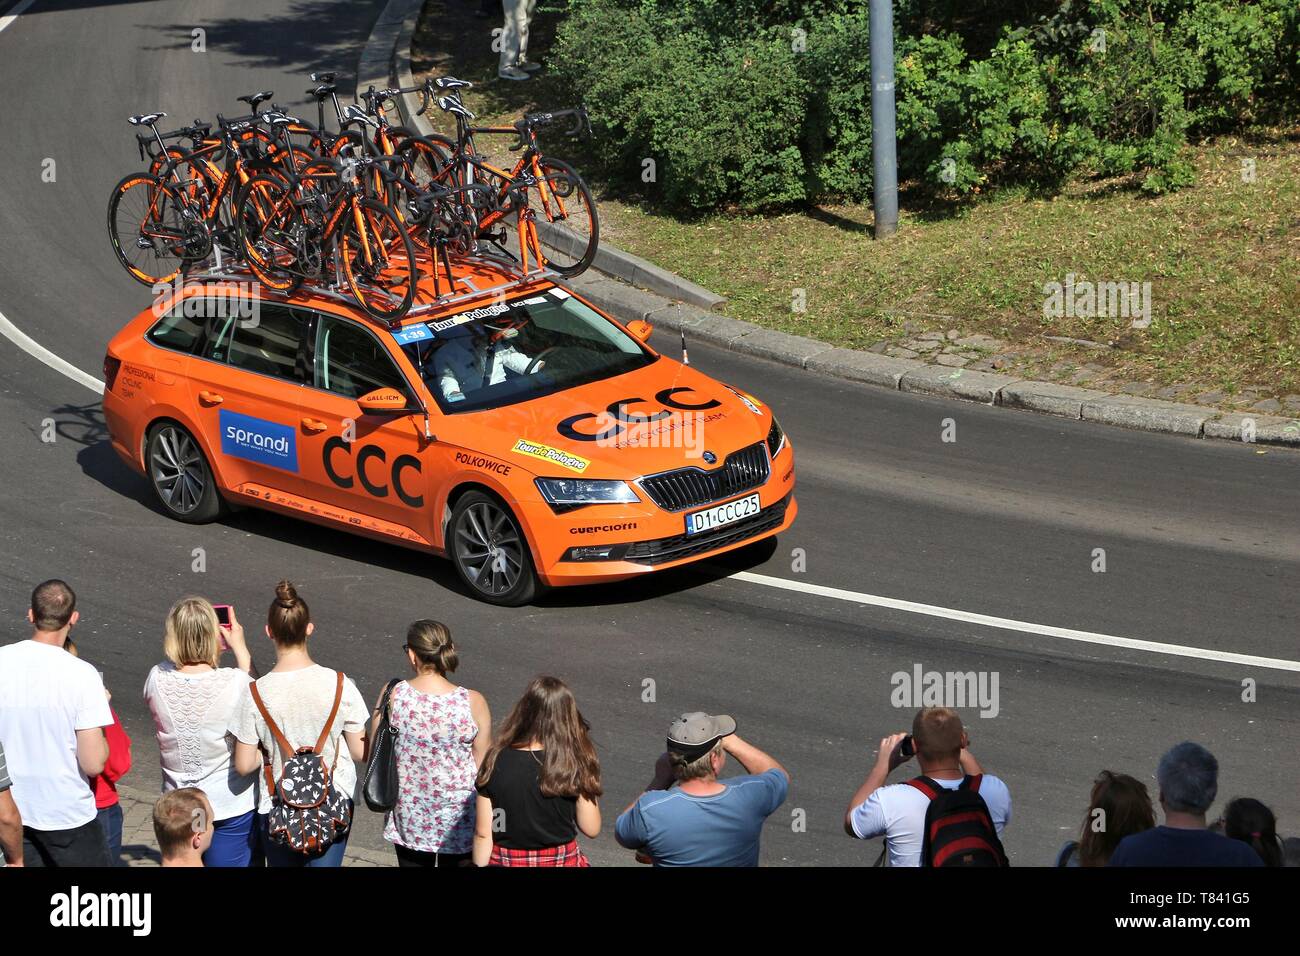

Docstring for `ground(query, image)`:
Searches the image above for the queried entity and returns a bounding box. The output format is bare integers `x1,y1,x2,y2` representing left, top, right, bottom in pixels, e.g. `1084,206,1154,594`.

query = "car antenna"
681,330,689,366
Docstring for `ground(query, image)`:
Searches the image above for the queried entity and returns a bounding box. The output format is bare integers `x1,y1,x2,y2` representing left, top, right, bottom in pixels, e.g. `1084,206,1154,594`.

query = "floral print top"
383,681,479,854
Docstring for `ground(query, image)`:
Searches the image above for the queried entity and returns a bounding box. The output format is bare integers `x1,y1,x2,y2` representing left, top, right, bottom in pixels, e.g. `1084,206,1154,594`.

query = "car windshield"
399,287,655,413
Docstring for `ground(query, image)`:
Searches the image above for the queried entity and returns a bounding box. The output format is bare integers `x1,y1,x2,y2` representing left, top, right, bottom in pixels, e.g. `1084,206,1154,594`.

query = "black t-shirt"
477,748,579,850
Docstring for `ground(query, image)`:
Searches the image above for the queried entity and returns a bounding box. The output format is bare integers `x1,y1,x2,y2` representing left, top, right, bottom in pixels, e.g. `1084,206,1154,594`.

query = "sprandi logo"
151,277,260,326
890,664,1000,718
1042,273,1152,329
49,886,152,936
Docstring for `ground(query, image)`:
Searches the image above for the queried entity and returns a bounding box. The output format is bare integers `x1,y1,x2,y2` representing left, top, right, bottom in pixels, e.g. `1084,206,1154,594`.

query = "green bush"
551,1,807,211
549,0,1298,212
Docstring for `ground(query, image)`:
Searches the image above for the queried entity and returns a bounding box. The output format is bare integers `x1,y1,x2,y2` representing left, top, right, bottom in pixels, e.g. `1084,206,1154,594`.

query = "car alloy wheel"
147,424,222,523
449,491,538,606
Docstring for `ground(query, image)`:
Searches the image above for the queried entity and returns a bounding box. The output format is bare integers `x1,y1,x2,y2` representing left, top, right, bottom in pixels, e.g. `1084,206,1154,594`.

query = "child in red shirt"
66,639,132,865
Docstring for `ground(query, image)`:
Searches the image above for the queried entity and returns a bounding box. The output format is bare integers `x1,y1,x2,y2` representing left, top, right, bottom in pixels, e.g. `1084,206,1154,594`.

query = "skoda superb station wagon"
102,260,797,605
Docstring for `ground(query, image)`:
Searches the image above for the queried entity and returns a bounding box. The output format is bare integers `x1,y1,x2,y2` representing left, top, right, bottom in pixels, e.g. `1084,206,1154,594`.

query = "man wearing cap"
614,712,789,866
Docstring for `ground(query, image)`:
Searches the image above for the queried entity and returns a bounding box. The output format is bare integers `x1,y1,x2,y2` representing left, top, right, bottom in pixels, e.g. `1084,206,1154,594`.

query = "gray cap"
667,712,736,760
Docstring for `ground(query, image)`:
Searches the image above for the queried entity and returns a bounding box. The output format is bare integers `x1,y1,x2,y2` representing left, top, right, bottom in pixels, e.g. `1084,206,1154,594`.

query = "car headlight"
767,417,786,458
535,477,639,508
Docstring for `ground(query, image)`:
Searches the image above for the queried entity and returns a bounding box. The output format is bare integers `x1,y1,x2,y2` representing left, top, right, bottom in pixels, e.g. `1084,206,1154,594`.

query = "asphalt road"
0,0,1297,867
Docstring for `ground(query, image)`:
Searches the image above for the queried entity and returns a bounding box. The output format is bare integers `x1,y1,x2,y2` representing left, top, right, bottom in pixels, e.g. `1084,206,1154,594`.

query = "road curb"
359,2,1300,449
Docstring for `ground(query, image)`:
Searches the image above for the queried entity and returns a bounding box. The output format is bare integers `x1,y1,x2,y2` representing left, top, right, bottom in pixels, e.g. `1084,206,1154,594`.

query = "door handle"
198,390,224,406
300,418,329,434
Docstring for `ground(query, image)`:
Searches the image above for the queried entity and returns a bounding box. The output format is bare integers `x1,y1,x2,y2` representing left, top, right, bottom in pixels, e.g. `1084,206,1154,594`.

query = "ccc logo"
558,387,721,442
324,437,423,507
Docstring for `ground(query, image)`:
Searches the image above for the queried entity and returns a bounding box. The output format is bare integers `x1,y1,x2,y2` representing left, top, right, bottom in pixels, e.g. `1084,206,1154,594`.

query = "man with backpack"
844,707,1011,867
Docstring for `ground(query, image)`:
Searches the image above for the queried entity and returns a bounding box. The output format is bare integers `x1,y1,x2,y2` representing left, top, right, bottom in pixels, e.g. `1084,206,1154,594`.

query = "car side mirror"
627,319,653,343
357,387,410,414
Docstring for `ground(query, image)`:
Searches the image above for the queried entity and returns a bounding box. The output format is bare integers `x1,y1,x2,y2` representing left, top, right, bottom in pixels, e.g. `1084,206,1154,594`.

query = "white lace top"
144,663,257,821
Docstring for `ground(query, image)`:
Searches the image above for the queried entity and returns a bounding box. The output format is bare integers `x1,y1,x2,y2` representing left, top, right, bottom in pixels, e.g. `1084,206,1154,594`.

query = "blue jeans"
259,809,351,867
203,810,260,867
97,803,123,867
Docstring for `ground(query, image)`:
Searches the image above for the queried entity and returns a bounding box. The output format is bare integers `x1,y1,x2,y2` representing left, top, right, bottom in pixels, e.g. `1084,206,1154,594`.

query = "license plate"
685,493,761,535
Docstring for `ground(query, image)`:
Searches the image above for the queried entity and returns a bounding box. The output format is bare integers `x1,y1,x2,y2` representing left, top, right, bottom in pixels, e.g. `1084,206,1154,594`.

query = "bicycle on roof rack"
107,108,303,285
412,76,599,277
234,146,418,322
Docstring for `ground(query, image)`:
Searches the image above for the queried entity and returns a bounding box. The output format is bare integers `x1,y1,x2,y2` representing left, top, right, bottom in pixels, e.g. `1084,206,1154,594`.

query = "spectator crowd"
0,579,1294,869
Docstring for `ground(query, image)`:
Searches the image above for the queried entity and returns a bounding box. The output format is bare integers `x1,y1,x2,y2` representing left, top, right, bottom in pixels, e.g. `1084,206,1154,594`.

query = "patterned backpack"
250,671,353,855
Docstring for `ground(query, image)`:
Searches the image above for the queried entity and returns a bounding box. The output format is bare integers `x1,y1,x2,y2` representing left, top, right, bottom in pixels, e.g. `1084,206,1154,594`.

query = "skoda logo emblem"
702,450,717,465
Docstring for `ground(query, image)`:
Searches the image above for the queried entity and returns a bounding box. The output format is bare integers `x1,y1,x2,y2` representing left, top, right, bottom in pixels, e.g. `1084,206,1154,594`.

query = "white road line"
0,1,101,393
0,0,38,35
0,307,104,394
732,570,1300,673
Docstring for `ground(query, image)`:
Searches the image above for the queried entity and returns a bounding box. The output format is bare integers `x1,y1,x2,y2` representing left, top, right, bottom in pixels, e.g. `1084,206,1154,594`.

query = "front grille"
638,441,770,512
623,495,789,566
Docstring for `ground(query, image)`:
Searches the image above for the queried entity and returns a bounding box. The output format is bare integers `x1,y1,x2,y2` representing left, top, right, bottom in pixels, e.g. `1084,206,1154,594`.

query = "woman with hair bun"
371,620,491,868
229,581,368,867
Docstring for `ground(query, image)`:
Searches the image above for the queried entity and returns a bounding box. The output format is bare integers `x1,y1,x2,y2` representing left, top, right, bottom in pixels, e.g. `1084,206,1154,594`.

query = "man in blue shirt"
1109,742,1263,867
615,713,789,866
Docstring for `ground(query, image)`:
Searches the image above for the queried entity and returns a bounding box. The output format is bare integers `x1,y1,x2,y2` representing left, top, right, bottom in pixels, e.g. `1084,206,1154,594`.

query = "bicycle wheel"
534,157,599,277
399,135,453,190
234,175,303,293
107,173,194,285
339,197,417,322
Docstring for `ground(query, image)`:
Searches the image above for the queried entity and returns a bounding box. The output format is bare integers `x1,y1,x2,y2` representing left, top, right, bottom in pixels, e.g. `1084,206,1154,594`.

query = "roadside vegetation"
413,0,1300,407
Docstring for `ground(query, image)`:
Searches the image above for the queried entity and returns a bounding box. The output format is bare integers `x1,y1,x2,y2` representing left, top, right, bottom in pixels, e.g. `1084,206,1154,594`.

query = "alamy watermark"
1043,273,1151,329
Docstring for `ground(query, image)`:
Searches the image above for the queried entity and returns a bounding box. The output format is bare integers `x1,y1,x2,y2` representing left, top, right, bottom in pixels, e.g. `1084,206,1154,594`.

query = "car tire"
145,423,224,523
448,491,539,606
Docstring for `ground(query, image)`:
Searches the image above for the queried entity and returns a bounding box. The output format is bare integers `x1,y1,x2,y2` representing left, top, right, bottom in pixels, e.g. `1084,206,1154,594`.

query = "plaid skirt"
489,839,590,867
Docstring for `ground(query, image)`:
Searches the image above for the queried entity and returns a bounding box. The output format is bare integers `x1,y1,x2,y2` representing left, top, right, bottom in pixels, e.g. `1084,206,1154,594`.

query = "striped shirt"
0,740,10,792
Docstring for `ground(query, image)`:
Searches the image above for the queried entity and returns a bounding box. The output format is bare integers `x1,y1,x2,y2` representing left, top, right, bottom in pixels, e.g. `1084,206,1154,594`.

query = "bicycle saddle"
237,91,274,108
310,71,337,83
438,97,475,120
128,112,167,126
434,76,472,90
308,84,336,98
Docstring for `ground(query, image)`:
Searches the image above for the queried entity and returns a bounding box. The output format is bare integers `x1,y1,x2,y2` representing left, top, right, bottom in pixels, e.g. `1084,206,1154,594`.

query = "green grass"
413,1,1300,404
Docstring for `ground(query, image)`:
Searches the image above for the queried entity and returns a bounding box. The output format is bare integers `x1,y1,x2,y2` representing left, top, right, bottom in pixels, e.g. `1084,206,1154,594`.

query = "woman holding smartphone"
143,597,260,866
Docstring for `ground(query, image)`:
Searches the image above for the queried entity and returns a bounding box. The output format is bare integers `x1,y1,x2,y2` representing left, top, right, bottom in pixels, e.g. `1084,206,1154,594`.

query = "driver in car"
436,317,545,403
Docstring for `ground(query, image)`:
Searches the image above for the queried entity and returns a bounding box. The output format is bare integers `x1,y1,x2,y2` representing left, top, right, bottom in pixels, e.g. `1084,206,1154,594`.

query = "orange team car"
102,260,797,605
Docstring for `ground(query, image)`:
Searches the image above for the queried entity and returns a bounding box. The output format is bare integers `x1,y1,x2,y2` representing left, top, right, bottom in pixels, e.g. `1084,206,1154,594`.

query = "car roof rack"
172,247,561,331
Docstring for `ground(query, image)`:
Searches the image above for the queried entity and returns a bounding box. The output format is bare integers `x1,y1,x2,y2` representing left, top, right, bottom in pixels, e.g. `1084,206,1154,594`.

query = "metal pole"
869,0,898,239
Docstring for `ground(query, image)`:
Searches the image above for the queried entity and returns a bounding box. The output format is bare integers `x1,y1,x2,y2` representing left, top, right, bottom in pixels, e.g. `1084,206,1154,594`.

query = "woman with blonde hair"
473,676,602,866
143,596,258,866
371,620,491,867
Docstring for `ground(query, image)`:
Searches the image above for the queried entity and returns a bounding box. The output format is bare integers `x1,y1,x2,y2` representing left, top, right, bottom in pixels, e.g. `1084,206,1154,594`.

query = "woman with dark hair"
230,581,368,867
372,620,491,868
1221,797,1283,866
473,676,602,866
1057,770,1156,867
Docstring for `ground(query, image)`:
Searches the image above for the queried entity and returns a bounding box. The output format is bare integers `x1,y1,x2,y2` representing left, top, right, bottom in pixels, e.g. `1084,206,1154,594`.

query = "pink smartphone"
214,604,232,651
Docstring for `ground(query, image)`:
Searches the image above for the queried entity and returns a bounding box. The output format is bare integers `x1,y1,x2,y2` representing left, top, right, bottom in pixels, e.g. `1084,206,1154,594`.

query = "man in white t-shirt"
844,707,1011,867
0,580,113,866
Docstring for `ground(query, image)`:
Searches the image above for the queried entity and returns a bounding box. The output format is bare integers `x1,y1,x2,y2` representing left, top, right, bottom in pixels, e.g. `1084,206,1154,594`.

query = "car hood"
453,358,772,480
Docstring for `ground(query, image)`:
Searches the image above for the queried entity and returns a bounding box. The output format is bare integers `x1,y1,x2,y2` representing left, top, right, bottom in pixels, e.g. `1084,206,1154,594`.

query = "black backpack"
906,774,1009,867
251,670,353,855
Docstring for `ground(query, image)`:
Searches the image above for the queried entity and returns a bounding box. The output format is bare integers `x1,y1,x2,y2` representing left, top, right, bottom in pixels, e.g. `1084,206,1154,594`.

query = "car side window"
203,305,306,382
147,305,207,354
314,315,413,402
